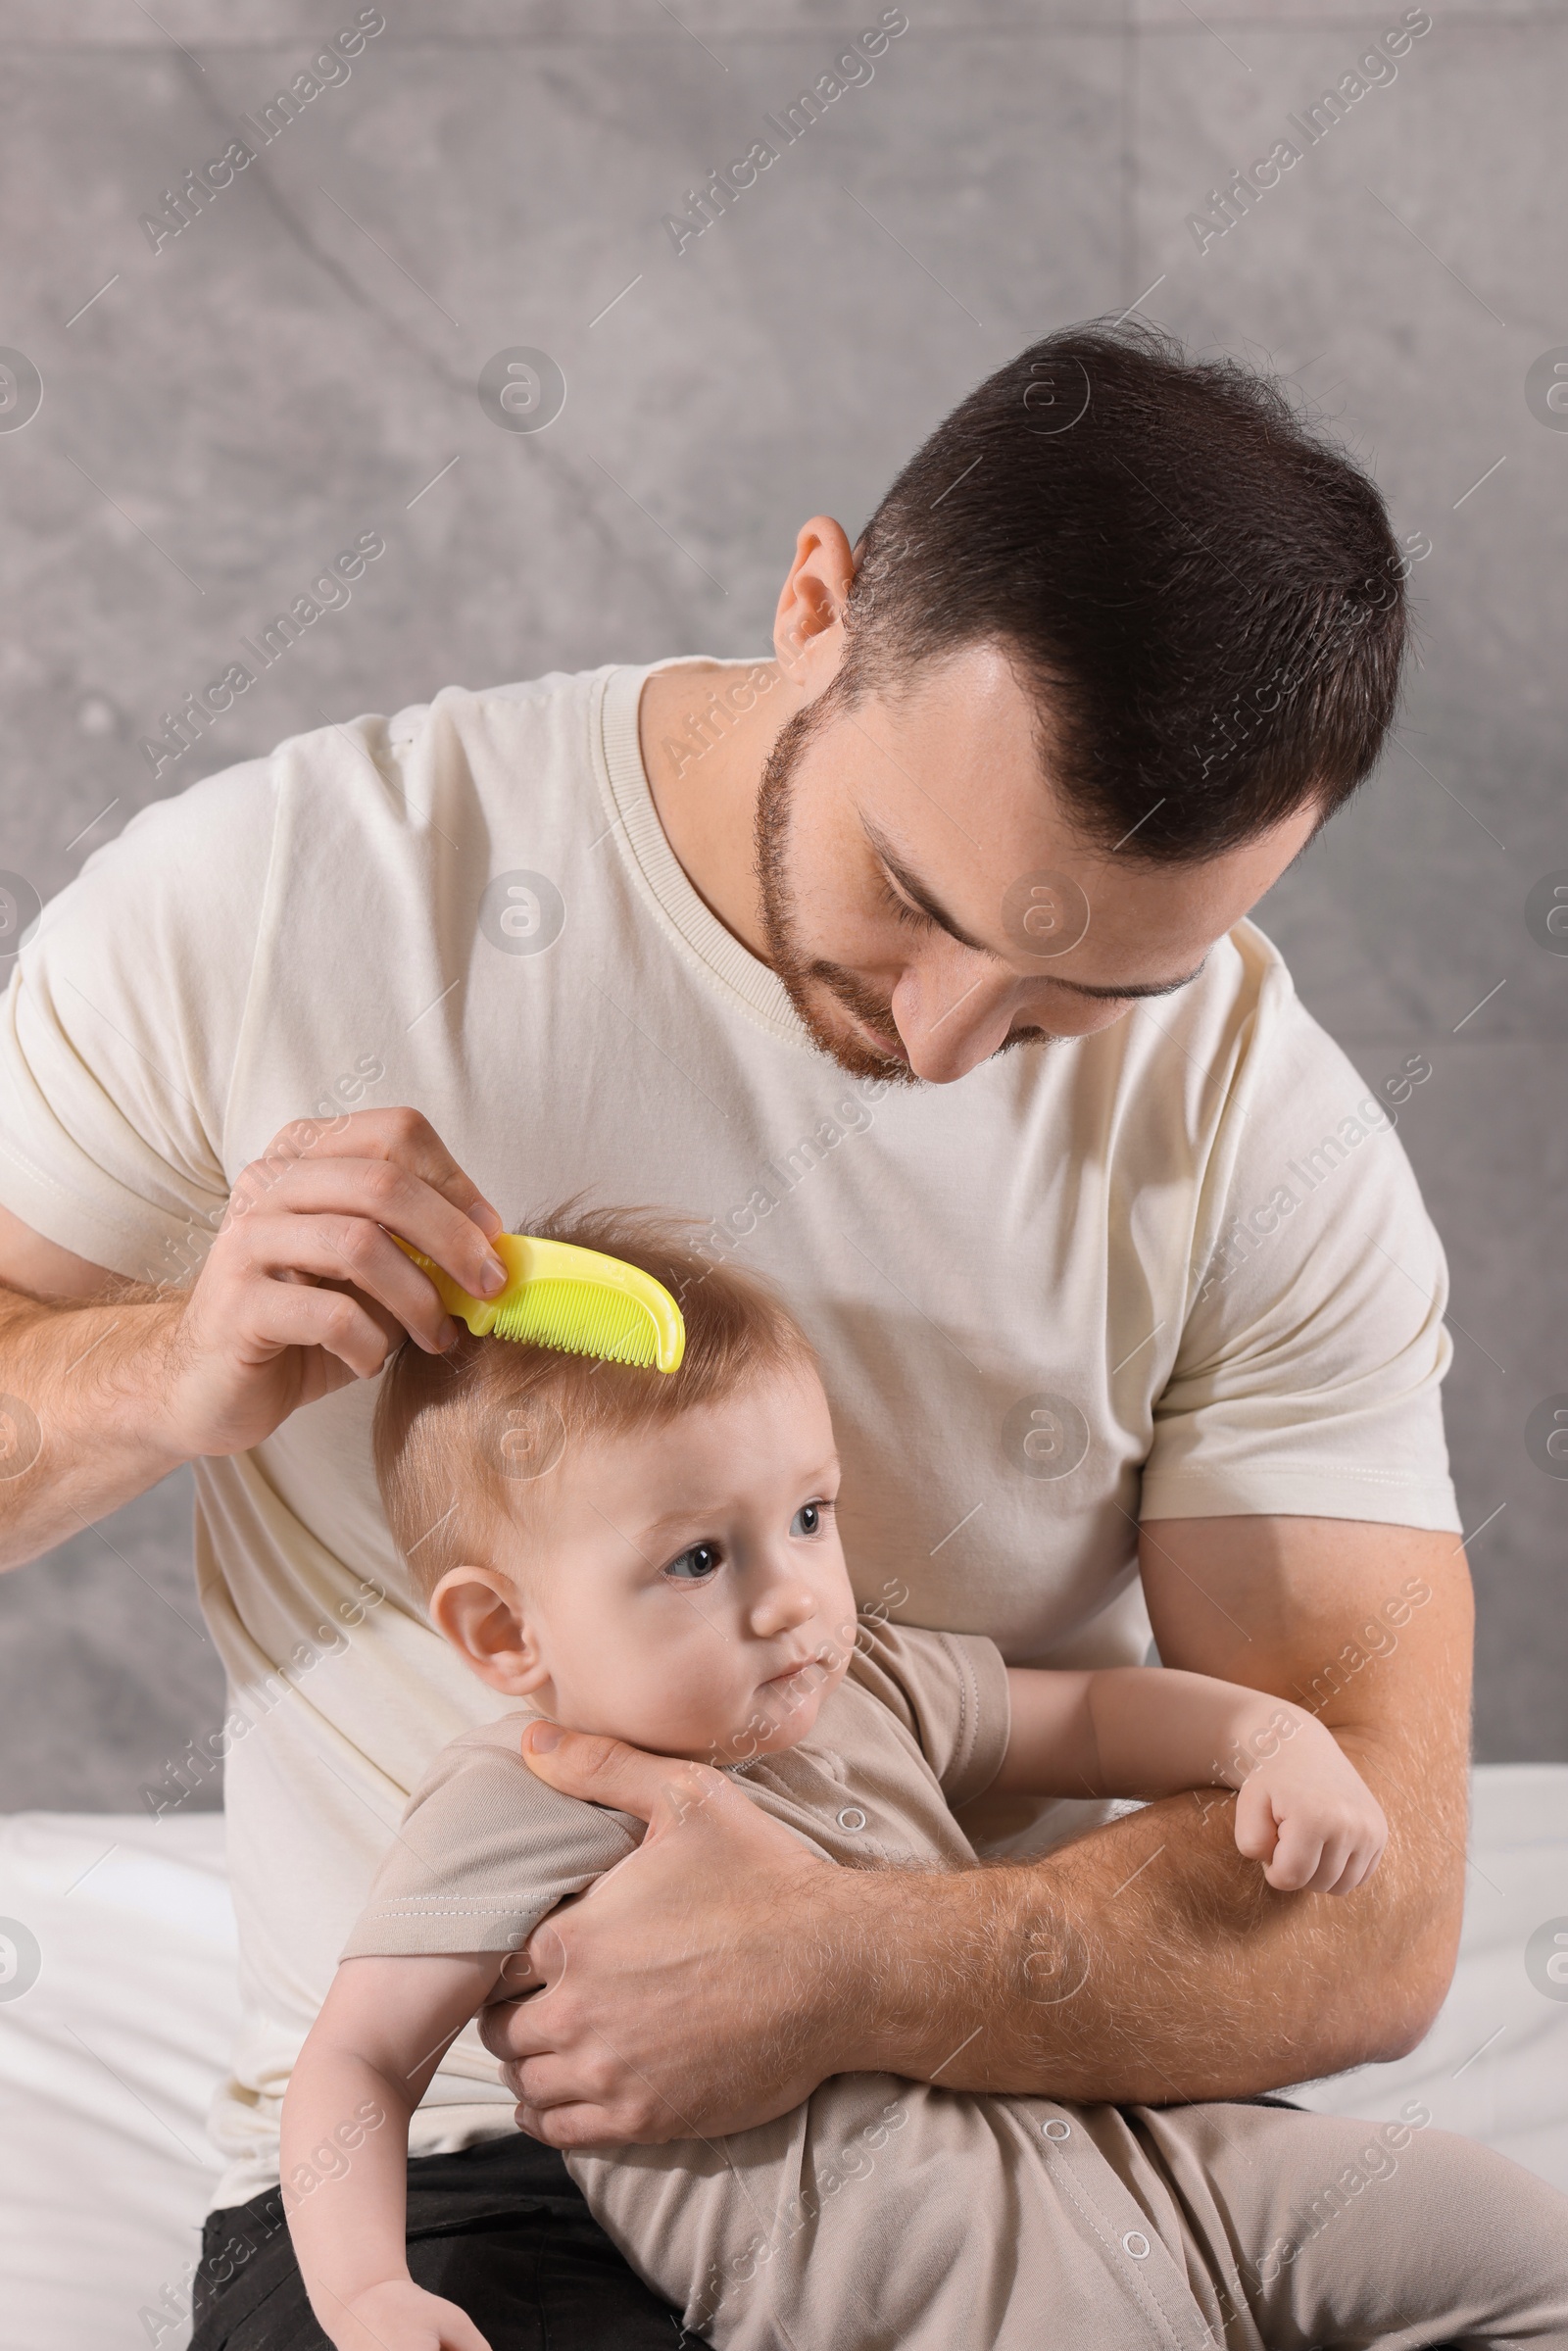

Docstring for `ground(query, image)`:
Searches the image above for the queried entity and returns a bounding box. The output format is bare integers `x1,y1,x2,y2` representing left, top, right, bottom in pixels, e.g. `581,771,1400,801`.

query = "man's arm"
949,1513,1467,2096
487,1516,1470,2142
0,1202,199,1560
0,1111,508,1570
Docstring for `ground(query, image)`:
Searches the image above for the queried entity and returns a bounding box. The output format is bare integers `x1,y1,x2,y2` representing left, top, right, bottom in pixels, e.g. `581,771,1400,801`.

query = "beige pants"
575,2078,1568,2350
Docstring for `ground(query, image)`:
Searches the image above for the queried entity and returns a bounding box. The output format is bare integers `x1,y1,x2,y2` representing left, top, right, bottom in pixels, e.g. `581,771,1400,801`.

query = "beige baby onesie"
342,1620,1568,2351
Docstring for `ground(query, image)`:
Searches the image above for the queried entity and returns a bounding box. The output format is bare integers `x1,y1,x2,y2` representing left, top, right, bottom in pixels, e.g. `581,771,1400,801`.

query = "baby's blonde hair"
371,1203,817,1601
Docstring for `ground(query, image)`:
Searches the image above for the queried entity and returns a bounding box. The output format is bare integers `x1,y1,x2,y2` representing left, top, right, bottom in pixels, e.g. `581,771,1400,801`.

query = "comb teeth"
491,1278,661,1367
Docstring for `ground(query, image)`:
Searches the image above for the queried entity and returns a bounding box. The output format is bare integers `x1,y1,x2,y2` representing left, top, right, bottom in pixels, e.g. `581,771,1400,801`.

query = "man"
0,322,1469,2348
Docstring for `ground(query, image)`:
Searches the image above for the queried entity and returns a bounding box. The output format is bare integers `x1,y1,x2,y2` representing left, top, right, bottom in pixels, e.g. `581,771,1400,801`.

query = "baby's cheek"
614,1651,753,1754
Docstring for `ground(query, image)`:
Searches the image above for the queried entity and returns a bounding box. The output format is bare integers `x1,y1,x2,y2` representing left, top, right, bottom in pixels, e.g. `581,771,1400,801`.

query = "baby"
283,1210,1568,2351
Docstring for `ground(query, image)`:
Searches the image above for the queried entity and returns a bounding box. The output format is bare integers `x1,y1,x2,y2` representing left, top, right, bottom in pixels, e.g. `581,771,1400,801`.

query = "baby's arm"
993,1664,1387,1894
281,1950,512,2351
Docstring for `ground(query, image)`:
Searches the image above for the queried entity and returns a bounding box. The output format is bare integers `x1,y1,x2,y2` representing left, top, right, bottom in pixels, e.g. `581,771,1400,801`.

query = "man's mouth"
842,1004,906,1064
807,971,907,1065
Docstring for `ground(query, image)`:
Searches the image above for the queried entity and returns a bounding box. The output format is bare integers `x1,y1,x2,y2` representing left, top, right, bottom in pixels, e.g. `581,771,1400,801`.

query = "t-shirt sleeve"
847,1618,1010,1809
0,757,279,1278
340,1724,643,1959
1141,954,1460,1532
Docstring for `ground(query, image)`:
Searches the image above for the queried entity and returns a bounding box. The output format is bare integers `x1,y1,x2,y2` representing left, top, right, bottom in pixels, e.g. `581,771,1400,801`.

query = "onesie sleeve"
847,1618,1011,1810
340,1718,643,1959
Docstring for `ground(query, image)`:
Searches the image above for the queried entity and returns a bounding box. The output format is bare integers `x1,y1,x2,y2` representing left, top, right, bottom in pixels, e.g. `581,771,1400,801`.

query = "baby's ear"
428,1564,546,1694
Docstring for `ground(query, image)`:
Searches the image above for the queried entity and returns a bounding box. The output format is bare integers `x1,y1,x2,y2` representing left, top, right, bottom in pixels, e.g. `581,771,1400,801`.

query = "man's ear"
773,514,857,687
428,1564,549,1697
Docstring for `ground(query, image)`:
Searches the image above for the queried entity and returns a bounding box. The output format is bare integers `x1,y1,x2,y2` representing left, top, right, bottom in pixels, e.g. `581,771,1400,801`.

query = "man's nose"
892,960,1017,1084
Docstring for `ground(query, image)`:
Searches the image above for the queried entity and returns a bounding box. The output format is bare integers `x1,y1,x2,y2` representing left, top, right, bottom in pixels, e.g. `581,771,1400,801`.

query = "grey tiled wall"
1,0,1563,1802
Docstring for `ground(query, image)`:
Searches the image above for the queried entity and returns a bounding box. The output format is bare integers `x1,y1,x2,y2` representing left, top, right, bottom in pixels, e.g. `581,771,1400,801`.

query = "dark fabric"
187,2133,704,2350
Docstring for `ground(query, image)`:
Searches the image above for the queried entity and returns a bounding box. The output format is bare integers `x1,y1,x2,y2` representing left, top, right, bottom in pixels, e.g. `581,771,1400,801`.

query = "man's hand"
0,1107,506,1570
480,1726,851,2147
156,1106,508,1458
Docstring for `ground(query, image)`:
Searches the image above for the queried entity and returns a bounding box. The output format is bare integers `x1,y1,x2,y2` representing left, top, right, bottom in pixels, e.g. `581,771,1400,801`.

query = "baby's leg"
1126,2098,1568,2348
574,2077,1221,2351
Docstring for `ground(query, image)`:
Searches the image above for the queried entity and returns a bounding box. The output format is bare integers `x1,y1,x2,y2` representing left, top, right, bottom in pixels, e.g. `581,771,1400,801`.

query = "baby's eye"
663,1542,722,1583
791,1502,823,1539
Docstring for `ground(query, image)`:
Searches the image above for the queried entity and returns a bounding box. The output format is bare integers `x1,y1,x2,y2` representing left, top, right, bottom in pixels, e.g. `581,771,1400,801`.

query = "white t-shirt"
0,658,1460,2207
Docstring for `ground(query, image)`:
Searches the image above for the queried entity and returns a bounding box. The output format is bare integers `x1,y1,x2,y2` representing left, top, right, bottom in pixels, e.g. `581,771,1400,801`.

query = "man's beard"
753,693,1052,1084
753,696,919,1085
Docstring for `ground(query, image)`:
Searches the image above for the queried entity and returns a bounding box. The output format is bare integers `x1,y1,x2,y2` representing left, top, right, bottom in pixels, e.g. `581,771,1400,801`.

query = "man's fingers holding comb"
323,1106,505,1239
224,1123,509,1309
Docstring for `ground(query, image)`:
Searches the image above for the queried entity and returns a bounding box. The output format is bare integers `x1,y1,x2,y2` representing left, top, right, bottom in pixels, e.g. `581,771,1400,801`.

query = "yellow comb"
392,1232,685,1373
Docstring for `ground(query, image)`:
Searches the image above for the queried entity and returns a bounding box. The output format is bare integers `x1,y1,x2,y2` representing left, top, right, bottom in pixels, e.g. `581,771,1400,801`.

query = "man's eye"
880,875,931,931
791,1502,822,1539
664,1543,722,1582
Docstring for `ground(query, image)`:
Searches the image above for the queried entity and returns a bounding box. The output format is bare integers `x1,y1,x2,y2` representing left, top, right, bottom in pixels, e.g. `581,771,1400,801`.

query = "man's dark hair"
838,320,1409,860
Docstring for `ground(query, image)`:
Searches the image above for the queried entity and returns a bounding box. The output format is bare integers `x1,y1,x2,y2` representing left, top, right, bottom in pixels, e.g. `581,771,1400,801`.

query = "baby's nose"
750,1579,816,1637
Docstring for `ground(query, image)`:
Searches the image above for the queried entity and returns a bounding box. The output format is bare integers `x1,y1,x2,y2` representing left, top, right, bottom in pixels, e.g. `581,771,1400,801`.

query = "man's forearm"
822,1728,1464,2103
0,1287,188,1569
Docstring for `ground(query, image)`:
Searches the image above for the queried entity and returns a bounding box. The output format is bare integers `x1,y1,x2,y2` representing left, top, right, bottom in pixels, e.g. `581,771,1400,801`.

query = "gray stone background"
0,0,1563,1809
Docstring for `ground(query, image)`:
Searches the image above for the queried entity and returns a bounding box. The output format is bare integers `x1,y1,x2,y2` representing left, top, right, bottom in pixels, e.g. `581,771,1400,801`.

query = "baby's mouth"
759,1655,822,1697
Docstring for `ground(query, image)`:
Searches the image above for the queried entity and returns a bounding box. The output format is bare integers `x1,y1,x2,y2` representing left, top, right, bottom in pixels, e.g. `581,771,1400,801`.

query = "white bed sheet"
2,1766,1565,2351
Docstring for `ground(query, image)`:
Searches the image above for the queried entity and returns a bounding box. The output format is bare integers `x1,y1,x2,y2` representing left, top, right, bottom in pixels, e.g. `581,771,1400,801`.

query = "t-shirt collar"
598,658,809,1044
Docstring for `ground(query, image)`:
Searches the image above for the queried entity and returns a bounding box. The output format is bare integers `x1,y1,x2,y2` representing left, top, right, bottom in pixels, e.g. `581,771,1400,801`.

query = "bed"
2,1766,1565,2350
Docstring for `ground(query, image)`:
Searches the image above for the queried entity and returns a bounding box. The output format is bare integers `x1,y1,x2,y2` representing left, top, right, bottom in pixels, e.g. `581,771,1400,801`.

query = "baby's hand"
326,2278,492,2351
1231,1719,1388,1894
